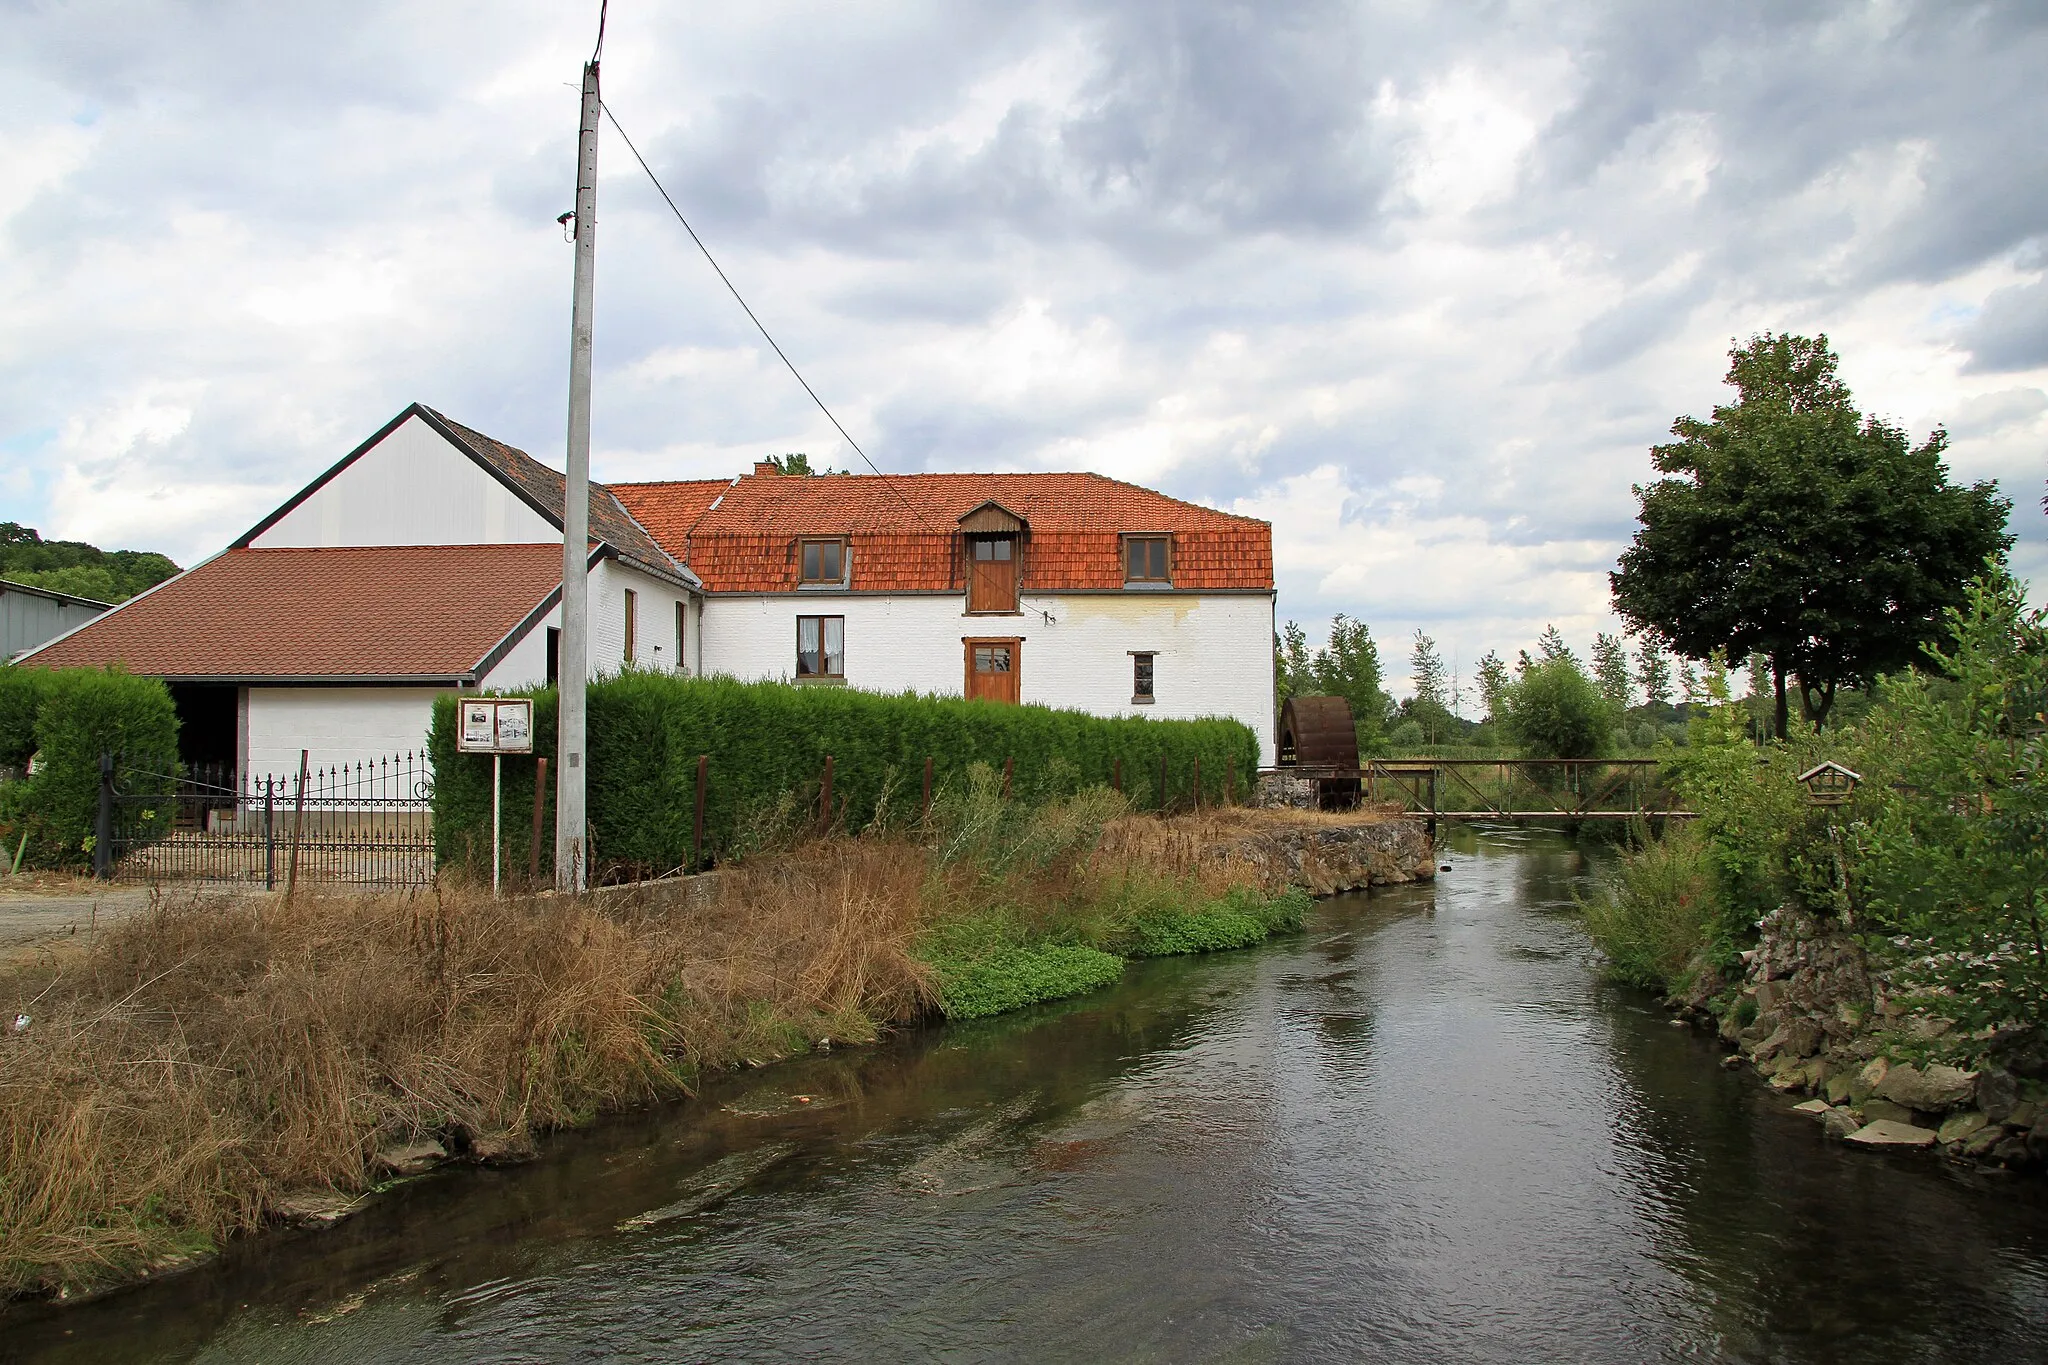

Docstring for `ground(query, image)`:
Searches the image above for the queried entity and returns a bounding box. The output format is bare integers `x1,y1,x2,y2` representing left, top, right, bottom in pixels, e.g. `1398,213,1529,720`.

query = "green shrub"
1581,821,1723,991
430,674,1259,881
0,667,179,869
1501,655,1617,759
0,666,50,767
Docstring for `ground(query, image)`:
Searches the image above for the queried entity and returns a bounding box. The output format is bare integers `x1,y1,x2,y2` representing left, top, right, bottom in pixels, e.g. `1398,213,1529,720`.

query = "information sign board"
457,699,535,755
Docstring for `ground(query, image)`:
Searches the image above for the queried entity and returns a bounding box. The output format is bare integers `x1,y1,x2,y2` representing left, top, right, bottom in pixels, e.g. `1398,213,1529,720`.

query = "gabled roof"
610,469,1272,594
235,403,694,588
18,545,564,682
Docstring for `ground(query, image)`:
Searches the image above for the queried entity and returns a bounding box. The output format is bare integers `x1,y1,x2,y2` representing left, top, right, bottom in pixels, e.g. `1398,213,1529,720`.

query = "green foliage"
1611,332,2012,732
1591,632,1631,709
1406,630,1454,744
0,668,179,868
1499,653,1616,759
0,667,51,766
922,937,1128,1020
0,523,180,603
1634,633,1674,707
1474,650,1509,722
430,674,1258,881
1582,821,1722,991
1852,570,2048,1038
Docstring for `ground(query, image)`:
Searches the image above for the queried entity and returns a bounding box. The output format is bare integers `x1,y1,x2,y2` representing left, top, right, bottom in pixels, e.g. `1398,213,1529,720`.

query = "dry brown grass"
0,840,935,1299
1093,804,1394,896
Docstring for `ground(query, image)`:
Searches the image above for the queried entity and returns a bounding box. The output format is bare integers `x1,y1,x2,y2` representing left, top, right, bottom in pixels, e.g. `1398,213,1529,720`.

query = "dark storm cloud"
1964,281,2048,375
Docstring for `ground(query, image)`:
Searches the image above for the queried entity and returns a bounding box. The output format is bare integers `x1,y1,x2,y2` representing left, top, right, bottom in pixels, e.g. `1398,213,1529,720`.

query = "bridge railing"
1358,758,1690,822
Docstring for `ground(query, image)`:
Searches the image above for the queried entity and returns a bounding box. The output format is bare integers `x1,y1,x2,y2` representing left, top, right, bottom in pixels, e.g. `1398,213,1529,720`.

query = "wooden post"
921,756,933,823
1112,757,1122,793
1193,756,1201,812
285,748,309,904
820,754,834,832
1225,756,1235,806
1158,754,1168,813
529,756,549,885
1002,757,1013,800
693,754,708,871
94,752,114,880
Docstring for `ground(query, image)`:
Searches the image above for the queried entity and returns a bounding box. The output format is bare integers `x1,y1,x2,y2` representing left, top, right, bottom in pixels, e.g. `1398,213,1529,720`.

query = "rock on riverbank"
1670,904,2046,1173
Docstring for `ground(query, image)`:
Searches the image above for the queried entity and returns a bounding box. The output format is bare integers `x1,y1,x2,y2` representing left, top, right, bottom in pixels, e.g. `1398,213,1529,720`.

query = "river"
7,827,2047,1363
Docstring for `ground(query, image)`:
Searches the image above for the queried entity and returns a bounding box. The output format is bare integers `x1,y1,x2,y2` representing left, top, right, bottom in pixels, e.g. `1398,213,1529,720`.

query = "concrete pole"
556,58,599,892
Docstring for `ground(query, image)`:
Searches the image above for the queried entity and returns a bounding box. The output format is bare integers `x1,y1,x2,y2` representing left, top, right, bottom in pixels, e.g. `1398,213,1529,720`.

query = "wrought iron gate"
104,753,435,887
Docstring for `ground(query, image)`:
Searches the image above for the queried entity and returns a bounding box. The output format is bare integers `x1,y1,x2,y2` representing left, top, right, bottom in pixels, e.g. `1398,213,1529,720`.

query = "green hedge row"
0,666,179,869
430,673,1260,881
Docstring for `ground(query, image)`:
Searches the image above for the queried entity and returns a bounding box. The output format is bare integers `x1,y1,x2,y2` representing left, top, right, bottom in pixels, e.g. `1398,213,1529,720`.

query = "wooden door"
964,639,1021,703
967,536,1018,613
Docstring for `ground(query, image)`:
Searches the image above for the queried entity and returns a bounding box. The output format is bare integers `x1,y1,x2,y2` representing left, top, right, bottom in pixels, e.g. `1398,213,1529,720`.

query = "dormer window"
800,538,845,584
1124,535,1171,584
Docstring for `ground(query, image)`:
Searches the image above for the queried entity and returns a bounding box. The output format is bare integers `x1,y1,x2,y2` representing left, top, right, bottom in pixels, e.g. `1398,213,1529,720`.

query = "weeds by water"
0,773,1314,1301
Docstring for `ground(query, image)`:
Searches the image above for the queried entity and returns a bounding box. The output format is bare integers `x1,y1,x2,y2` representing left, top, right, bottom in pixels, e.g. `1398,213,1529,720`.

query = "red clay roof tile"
20,544,562,680
611,471,1271,593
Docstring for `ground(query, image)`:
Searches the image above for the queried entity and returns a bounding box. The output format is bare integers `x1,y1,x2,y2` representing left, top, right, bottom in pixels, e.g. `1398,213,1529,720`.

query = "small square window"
800,539,845,584
798,615,845,677
1132,652,1155,703
1125,536,1170,583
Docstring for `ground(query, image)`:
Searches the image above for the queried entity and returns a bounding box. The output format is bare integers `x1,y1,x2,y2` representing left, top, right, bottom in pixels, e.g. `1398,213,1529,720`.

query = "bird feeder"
1796,760,1861,807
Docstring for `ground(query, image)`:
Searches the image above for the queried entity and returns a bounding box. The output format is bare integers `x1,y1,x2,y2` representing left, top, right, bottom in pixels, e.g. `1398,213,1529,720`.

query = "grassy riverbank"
0,780,1316,1300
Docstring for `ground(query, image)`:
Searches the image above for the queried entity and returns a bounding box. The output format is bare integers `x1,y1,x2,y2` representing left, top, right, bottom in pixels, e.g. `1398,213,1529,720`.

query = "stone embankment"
1671,905,2044,1171
1207,812,1435,895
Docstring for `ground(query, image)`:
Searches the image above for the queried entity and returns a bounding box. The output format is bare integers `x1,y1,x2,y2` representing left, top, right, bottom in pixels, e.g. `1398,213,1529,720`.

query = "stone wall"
1208,816,1434,895
1675,904,2045,1169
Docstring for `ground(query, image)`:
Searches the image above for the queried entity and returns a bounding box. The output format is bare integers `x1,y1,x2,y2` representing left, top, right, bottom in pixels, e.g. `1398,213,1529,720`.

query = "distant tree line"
1,524,180,604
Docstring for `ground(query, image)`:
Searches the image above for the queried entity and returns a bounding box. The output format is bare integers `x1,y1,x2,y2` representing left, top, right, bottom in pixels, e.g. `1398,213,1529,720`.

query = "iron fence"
103,752,435,888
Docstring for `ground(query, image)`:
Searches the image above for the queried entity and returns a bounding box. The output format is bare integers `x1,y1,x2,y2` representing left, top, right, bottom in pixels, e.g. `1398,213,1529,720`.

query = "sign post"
458,699,534,897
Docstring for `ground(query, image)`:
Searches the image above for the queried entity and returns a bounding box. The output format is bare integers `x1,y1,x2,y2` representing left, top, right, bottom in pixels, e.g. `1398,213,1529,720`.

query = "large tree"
1611,333,2012,734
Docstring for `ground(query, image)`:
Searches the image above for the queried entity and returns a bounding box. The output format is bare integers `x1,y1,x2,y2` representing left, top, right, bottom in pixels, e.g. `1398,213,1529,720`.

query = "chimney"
753,460,778,476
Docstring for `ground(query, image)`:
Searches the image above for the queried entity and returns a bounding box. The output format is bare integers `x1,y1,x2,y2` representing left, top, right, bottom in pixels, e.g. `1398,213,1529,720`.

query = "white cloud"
0,0,2041,671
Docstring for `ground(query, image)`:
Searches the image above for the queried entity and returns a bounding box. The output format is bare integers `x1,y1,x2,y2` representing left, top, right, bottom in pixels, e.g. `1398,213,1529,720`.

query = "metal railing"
1361,758,1690,823
102,752,435,888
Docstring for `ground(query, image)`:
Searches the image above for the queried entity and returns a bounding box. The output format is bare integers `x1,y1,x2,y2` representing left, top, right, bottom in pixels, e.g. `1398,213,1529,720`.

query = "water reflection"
5,829,2045,1364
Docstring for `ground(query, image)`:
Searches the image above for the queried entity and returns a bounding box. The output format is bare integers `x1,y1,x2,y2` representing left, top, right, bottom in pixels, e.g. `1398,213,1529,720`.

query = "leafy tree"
1678,658,1701,705
1634,633,1674,707
1499,653,1615,759
1591,632,1631,709
1405,630,1453,745
1536,625,1576,666
1856,570,2048,1039
1303,614,1390,750
1475,651,1510,722
0,523,179,603
1274,621,1313,711
1610,333,2011,735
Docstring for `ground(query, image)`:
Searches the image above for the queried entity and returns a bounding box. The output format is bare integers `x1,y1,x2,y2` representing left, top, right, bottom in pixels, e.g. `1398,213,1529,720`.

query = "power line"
600,100,939,528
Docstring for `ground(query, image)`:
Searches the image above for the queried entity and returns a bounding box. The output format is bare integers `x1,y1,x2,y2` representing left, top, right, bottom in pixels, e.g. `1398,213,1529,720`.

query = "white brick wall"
700,590,1277,764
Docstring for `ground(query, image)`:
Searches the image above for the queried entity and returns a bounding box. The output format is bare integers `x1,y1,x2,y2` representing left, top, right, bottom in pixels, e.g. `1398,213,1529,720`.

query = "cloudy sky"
3,0,2044,700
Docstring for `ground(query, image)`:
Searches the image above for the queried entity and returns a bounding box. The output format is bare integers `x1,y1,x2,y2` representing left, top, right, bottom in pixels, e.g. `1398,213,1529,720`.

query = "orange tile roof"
20,545,562,680
612,471,1272,593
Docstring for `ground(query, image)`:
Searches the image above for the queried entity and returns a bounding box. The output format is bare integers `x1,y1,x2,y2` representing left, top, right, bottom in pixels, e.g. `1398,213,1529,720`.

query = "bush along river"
7,826,2048,1364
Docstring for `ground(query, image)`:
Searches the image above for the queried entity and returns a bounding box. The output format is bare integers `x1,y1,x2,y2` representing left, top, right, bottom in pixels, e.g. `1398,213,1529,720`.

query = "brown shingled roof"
20,545,563,680
611,470,1272,594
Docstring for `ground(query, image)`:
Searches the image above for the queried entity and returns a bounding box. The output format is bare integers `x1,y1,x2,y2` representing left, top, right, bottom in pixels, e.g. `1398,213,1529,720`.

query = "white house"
21,404,1278,772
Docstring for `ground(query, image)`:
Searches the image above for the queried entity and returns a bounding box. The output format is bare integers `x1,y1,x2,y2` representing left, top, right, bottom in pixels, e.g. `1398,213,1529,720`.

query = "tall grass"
1580,820,1722,992
1,777,1315,1300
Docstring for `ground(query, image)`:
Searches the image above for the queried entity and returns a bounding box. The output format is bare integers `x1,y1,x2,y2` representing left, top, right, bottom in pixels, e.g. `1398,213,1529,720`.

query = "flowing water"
8,828,2048,1363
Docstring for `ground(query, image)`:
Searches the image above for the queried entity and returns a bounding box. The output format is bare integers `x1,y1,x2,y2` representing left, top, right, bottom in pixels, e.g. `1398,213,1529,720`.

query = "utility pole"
556,57,599,892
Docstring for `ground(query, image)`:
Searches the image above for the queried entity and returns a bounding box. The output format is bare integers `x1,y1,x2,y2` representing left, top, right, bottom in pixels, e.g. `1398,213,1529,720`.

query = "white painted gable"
249,412,558,549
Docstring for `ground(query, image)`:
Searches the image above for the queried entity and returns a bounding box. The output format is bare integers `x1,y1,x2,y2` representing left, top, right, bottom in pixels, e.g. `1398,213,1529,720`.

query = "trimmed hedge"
430,673,1260,881
0,666,179,869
